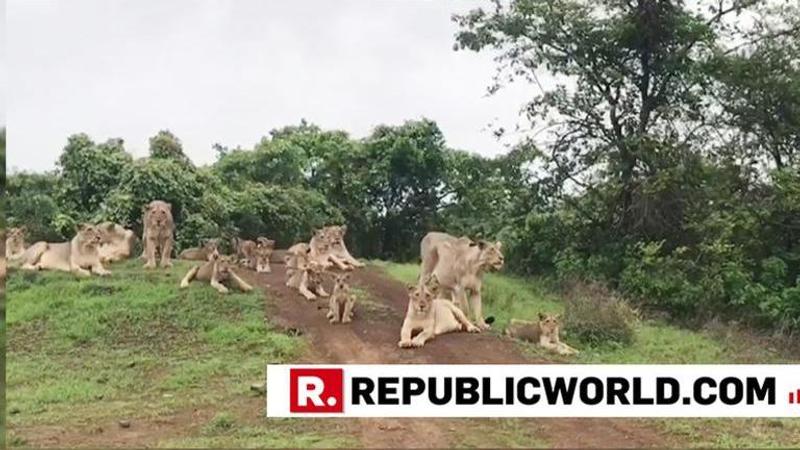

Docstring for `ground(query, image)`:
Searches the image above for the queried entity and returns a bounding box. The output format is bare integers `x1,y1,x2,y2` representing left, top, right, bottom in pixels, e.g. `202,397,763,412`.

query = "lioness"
20,224,111,276
419,231,504,329
287,230,333,270
505,313,579,356
285,250,329,301
5,226,27,261
254,238,275,273
398,275,480,349
142,200,175,269
327,273,356,324
97,222,137,263
179,238,219,261
180,250,253,294
324,225,364,268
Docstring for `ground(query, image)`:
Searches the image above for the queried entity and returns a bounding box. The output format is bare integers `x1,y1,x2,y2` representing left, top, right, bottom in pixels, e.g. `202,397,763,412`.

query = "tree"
57,134,132,218
149,130,193,168
453,0,762,240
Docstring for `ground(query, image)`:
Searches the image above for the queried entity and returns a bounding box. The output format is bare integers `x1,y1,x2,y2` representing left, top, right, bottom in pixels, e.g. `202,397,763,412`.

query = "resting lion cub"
180,251,253,294
398,276,480,348
20,224,111,277
327,273,356,324
285,254,329,301
505,313,579,356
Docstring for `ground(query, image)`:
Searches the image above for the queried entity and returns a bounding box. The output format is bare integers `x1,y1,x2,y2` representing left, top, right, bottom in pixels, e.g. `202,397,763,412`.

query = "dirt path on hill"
246,263,676,448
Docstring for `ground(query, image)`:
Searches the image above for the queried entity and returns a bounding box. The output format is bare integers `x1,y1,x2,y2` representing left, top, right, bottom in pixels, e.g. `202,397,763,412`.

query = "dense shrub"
563,281,639,346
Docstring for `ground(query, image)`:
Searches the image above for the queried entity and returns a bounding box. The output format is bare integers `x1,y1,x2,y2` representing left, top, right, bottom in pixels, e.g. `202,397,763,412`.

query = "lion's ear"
478,240,488,250
341,225,347,234
407,284,416,293
538,312,546,321
495,241,502,250
165,202,172,211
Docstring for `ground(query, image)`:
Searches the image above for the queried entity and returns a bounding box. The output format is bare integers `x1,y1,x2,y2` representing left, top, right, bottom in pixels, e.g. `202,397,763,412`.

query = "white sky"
6,0,539,173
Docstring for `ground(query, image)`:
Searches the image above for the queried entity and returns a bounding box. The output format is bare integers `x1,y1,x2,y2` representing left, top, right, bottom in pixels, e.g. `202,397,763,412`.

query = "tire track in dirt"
248,263,677,448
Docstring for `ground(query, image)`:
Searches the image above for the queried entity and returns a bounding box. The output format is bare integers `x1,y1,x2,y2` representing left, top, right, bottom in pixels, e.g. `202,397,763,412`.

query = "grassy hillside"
5,260,354,448
378,261,800,448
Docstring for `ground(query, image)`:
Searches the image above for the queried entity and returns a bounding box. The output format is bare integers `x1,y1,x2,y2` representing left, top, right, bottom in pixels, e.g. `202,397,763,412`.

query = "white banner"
266,364,800,418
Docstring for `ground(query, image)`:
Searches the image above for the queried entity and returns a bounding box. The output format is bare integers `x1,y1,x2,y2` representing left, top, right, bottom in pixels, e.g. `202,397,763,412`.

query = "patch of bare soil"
251,263,679,448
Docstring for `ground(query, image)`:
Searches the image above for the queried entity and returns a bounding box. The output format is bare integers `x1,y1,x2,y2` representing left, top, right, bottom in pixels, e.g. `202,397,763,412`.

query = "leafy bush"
563,281,638,346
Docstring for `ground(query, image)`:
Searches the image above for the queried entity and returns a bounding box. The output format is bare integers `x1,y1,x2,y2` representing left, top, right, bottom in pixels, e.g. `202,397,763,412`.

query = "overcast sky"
6,0,541,173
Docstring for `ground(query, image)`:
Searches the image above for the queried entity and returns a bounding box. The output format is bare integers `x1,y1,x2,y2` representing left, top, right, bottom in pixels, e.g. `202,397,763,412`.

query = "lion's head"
307,260,325,285
6,226,26,252
334,272,351,293
144,200,173,228
324,225,347,247
215,254,236,280
407,282,434,315
76,223,106,248
537,313,561,339
312,229,331,253
476,240,504,271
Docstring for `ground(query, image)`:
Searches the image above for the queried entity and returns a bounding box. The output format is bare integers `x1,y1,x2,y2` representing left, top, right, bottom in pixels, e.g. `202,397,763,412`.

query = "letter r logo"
290,368,344,413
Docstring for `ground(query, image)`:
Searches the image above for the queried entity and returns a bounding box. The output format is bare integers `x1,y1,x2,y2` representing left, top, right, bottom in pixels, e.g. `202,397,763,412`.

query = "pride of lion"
4,201,578,356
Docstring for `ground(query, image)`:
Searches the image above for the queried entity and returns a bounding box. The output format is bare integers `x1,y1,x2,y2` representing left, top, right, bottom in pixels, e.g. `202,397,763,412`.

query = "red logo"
290,368,344,413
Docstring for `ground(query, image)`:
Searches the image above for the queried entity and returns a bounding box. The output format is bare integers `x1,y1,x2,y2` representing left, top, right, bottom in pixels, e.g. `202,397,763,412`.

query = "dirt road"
250,264,676,448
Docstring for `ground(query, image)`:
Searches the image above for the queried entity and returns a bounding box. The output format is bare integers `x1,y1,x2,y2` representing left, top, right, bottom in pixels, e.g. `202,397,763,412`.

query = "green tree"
149,130,193,168
56,134,132,218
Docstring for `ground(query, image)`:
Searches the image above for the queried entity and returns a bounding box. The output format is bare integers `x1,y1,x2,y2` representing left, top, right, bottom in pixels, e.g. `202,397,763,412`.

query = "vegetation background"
5,0,799,335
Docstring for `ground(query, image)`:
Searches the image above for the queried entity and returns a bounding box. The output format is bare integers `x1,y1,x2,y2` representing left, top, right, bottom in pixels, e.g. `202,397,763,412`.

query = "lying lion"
398,275,480,349
323,225,364,269
20,223,111,277
179,239,219,261
505,313,580,356
5,226,27,262
285,248,329,301
232,237,275,273
180,250,253,294
97,222,137,263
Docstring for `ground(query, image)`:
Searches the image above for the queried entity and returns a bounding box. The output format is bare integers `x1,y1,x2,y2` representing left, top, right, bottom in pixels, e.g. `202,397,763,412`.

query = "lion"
287,230,334,270
179,238,219,261
97,222,137,263
142,200,175,269
253,238,275,273
285,249,329,301
232,237,274,271
180,250,253,294
419,231,504,330
505,313,579,356
5,226,27,262
19,223,111,276
398,275,480,349
323,225,364,269
327,273,356,324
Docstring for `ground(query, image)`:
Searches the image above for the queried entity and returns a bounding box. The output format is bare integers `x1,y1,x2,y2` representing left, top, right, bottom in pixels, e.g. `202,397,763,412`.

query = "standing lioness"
142,200,175,269
20,224,111,277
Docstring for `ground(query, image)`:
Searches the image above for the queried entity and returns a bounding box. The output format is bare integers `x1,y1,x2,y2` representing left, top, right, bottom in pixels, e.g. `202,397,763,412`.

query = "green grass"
379,262,800,447
5,260,351,447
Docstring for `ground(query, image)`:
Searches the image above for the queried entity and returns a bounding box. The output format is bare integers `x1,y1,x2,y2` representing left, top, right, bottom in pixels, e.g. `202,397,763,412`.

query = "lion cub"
20,224,111,277
180,250,253,294
327,273,356,324
398,276,480,349
505,313,579,355
285,251,329,301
